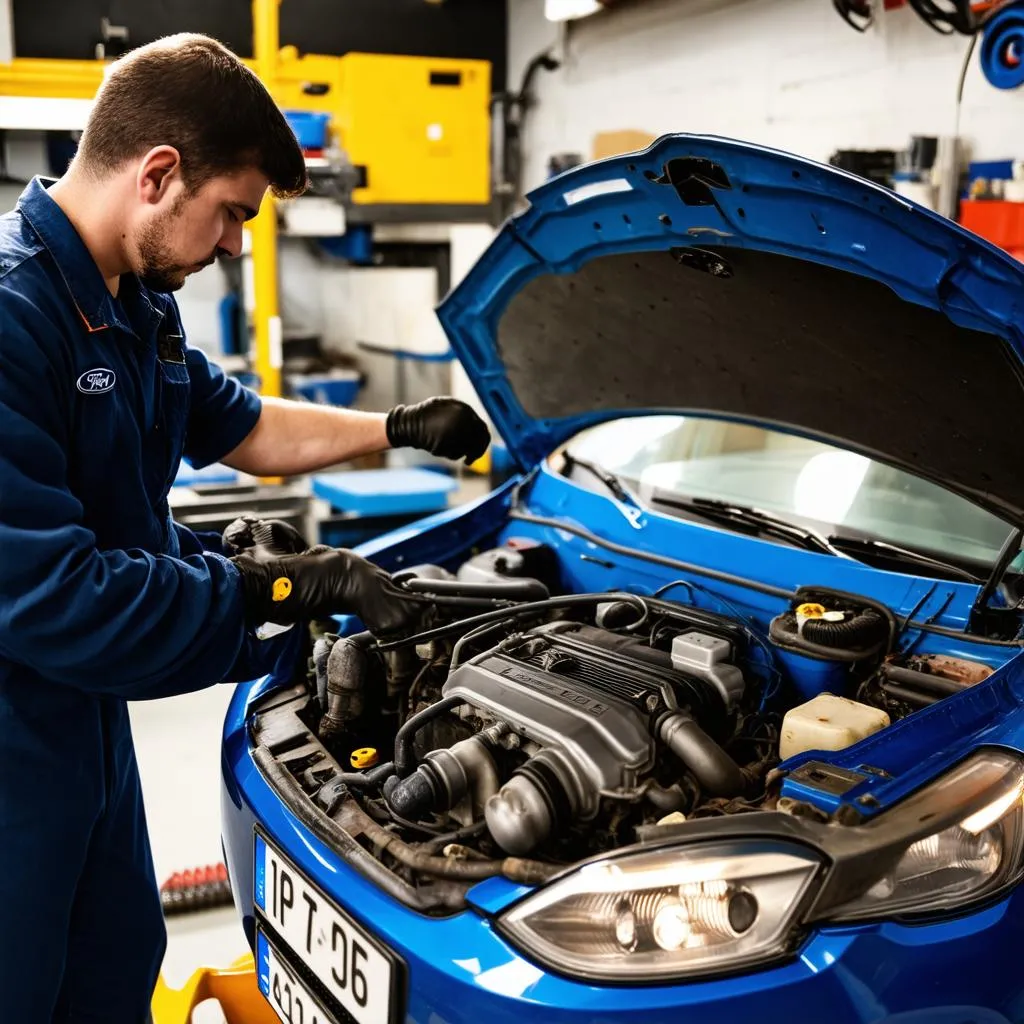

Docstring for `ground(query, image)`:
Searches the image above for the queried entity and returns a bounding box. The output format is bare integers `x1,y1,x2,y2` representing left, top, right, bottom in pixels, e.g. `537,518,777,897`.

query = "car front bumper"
222,677,1024,1024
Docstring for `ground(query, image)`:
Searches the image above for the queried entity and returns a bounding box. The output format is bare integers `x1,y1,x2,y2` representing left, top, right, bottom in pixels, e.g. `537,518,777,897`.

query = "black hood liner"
496,246,1024,524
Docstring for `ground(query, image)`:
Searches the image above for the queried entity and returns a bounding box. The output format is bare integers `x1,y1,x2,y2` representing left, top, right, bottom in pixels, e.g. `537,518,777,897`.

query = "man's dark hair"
75,33,307,198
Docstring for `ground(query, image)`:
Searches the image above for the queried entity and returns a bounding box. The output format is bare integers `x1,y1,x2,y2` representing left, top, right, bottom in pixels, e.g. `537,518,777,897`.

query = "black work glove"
232,546,427,636
223,515,308,559
386,397,490,464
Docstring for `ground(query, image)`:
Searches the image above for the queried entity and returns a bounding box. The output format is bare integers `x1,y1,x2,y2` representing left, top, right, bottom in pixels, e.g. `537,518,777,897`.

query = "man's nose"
218,225,243,259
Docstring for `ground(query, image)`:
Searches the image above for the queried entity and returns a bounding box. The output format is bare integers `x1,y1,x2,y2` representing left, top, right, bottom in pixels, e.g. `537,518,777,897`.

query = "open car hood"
437,135,1024,526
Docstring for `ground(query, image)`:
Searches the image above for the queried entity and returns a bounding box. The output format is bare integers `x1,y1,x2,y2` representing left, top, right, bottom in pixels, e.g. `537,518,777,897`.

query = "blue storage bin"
289,371,362,407
173,461,238,487
312,468,457,518
285,110,331,150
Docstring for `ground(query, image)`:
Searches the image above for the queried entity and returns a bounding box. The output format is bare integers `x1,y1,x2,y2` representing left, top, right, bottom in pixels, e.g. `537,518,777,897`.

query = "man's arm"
221,397,390,476
221,395,492,477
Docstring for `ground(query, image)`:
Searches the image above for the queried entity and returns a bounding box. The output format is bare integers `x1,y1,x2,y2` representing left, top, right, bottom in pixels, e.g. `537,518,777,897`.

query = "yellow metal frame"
251,0,282,400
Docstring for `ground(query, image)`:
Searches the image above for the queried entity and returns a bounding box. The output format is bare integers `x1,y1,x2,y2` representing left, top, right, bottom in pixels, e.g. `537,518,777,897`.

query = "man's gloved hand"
232,546,426,636
386,397,490,464
223,515,308,559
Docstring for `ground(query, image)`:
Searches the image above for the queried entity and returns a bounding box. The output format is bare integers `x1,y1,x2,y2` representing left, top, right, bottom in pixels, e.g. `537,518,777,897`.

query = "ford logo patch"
76,368,116,394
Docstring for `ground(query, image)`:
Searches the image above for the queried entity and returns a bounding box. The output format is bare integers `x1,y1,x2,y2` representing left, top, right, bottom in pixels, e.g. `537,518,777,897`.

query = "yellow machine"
273,49,491,210
0,18,491,211
0,0,493,399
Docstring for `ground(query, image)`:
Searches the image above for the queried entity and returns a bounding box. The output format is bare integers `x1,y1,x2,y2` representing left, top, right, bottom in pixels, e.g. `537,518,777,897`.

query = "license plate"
254,830,400,1024
257,927,337,1024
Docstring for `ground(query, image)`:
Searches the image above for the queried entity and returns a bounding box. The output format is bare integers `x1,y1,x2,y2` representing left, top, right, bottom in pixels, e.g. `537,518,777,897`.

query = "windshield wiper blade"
827,534,984,584
648,492,843,556
560,452,640,507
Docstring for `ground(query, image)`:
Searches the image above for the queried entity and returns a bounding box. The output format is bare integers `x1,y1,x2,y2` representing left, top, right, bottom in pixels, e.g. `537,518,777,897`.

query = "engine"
252,541,1001,908
385,622,748,855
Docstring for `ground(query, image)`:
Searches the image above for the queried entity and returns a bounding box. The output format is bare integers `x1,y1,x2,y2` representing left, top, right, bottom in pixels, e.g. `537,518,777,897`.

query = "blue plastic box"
288,371,362,407
284,110,330,150
312,467,457,518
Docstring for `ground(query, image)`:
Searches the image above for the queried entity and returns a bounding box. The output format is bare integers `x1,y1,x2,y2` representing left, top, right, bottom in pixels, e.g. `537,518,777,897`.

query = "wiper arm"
649,492,843,556
827,534,984,584
560,452,640,508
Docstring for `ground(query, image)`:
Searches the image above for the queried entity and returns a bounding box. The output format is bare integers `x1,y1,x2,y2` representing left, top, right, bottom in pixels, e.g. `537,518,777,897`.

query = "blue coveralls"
0,177,284,1021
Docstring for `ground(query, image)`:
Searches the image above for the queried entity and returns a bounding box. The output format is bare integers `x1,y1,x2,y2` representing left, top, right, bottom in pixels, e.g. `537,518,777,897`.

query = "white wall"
508,0,1024,193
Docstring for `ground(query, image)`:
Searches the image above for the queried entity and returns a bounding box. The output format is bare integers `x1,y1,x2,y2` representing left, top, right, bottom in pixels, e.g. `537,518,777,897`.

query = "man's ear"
136,146,182,205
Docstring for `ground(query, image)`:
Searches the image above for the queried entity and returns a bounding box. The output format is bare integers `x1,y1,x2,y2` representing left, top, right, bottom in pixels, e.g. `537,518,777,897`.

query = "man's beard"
136,198,215,293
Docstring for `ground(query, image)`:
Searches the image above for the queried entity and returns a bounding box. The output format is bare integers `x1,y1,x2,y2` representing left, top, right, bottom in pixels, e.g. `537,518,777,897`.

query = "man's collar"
17,176,120,332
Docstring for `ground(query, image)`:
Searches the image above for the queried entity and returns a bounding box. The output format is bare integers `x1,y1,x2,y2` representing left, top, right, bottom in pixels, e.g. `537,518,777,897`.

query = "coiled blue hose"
981,2,1024,90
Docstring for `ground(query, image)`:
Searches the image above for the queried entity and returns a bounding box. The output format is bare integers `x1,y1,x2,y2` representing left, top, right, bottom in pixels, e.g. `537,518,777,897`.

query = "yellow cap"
272,577,293,602
795,602,826,619
350,747,379,769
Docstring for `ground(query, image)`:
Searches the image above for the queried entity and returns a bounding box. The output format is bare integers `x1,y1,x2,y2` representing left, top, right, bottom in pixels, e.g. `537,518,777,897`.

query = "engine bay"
250,537,1000,912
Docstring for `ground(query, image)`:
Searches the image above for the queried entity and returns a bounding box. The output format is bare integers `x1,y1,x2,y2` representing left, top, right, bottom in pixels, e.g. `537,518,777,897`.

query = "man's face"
132,166,268,292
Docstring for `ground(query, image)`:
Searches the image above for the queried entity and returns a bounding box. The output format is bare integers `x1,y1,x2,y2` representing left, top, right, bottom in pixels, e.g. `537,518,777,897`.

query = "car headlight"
498,840,822,981
819,747,1024,922
498,751,1024,984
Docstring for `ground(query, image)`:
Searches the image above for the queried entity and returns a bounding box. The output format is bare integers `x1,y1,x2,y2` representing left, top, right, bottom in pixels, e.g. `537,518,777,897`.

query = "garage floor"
131,685,249,995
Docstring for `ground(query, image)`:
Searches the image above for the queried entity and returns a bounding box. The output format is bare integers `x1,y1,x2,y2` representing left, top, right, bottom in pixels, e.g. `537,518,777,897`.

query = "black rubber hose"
401,577,550,603
319,631,373,740
768,616,883,663
356,806,556,885
659,712,746,796
801,609,887,649
374,592,650,652
422,820,489,856
881,681,936,708
450,618,522,670
384,770,436,818
394,695,464,778
883,664,970,697
331,761,397,791
645,781,692,815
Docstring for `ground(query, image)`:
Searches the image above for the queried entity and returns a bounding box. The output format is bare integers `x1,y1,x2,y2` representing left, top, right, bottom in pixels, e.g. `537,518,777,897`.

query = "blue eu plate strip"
254,833,267,912
256,929,271,997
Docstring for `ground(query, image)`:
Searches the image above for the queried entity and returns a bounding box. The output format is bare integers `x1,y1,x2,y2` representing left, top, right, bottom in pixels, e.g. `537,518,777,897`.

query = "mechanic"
0,33,489,1024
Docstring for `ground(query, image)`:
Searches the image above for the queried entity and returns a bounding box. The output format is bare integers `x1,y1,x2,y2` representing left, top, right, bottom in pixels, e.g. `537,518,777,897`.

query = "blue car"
221,134,1024,1024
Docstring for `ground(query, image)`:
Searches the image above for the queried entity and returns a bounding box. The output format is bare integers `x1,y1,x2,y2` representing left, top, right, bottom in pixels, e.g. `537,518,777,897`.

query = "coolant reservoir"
780,692,890,761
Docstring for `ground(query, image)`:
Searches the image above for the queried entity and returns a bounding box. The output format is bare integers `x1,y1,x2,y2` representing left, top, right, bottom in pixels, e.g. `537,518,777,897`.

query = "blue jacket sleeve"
0,289,253,701
183,344,262,470
172,521,231,558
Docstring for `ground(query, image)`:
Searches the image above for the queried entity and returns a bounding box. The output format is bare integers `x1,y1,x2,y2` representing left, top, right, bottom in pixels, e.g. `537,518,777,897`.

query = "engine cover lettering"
498,666,608,716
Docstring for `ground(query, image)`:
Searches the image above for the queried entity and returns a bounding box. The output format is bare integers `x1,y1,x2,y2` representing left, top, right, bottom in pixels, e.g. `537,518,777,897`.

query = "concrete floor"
130,684,250,996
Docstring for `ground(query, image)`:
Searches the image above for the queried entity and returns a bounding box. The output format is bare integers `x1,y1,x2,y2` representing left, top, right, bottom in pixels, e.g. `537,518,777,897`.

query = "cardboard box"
592,129,657,161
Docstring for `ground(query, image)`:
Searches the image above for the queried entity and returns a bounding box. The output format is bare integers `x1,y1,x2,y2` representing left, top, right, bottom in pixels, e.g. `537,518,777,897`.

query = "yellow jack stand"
151,953,279,1024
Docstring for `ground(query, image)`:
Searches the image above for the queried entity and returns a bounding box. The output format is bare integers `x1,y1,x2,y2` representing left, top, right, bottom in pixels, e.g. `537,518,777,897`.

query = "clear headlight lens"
499,751,1024,982
825,748,1024,922
498,841,821,981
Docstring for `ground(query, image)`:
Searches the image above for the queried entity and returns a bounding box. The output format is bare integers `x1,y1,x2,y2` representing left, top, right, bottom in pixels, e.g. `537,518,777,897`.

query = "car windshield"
557,415,1018,571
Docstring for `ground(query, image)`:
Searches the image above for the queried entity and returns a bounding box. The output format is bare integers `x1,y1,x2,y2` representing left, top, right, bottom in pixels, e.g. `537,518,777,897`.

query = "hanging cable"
833,0,875,32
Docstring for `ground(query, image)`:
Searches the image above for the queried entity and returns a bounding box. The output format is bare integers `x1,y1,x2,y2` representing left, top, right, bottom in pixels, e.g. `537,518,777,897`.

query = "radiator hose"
319,631,373,740
658,711,746,796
